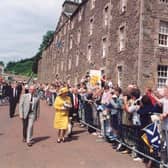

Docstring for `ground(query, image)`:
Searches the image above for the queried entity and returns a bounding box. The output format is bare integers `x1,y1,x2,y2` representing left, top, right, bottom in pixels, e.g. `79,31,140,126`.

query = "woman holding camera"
53,87,72,143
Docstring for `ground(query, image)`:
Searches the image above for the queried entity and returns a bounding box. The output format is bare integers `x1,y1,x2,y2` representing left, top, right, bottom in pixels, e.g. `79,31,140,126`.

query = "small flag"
141,122,161,153
56,41,63,48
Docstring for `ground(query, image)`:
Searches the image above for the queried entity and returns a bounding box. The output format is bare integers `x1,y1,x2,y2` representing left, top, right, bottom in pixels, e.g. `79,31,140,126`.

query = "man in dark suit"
8,81,19,118
68,87,81,137
17,81,23,100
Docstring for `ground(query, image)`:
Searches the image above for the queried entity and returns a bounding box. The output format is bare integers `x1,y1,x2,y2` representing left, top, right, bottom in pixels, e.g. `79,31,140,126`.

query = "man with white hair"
19,85,40,147
154,86,168,165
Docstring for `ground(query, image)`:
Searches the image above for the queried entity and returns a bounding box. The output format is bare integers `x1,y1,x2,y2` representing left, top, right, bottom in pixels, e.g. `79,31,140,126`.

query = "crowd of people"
0,76,168,168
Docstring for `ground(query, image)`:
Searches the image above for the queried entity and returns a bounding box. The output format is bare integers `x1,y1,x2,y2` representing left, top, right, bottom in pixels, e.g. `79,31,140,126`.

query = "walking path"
0,101,145,168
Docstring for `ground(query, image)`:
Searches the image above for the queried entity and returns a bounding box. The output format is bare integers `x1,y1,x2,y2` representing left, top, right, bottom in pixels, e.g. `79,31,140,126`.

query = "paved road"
0,100,145,168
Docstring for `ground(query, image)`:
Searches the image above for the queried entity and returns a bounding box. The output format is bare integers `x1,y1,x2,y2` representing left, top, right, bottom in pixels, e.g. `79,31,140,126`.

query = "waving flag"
56,41,63,48
141,122,161,153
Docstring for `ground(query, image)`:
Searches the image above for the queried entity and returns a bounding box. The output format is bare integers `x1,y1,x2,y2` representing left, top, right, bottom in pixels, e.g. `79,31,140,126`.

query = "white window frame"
71,20,74,30
102,38,107,58
91,0,96,9
159,21,168,47
64,25,66,35
78,9,83,22
70,35,73,49
119,25,126,51
89,18,93,36
56,64,59,73
77,29,81,44
117,65,123,87
68,58,72,70
76,53,79,67
120,0,127,14
61,61,64,71
104,6,109,27
158,65,168,88
87,45,92,62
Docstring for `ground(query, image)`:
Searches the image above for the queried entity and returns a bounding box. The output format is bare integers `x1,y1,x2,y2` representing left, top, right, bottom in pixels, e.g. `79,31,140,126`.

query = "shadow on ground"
72,129,86,135
33,136,50,144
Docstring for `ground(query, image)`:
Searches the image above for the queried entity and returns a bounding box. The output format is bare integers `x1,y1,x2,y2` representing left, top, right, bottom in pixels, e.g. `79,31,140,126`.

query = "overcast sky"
0,0,64,65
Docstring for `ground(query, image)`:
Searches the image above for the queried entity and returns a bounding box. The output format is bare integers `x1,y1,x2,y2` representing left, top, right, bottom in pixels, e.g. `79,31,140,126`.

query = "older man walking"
19,85,40,147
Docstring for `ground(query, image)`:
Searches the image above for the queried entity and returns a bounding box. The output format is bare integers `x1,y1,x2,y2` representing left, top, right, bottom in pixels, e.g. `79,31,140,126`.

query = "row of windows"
72,0,126,30
160,0,168,3
56,62,168,89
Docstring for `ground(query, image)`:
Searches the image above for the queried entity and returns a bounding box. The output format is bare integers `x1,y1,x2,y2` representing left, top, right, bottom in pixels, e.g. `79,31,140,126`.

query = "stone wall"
38,0,168,90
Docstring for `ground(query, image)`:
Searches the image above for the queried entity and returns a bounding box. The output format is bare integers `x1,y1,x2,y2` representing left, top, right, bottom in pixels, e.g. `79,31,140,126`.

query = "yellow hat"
58,87,69,96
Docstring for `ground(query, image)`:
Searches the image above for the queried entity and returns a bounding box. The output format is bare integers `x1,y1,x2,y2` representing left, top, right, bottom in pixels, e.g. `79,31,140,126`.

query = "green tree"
0,61,4,66
32,30,54,73
39,30,55,52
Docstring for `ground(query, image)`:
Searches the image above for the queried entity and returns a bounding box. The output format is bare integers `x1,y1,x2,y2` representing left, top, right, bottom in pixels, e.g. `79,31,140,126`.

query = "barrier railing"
79,108,168,168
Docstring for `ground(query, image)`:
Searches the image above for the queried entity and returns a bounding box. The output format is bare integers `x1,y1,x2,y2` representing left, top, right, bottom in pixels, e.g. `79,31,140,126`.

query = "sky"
0,0,64,65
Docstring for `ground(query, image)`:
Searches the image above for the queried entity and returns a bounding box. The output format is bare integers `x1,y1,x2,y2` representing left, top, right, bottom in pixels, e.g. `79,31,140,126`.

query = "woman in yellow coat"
53,87,72,143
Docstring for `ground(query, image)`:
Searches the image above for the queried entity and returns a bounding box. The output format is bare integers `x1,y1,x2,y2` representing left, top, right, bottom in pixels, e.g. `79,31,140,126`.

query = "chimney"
63,0,81,15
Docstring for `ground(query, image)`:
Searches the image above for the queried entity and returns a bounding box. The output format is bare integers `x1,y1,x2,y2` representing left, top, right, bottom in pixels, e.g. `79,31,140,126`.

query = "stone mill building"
38,0,168,90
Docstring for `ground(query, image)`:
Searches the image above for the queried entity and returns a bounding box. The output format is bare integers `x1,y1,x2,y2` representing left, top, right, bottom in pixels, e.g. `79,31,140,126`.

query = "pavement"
0,100,145,168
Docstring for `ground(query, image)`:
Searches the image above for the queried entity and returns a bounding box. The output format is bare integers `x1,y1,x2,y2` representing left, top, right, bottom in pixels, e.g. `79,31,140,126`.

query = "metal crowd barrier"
79,108,168,168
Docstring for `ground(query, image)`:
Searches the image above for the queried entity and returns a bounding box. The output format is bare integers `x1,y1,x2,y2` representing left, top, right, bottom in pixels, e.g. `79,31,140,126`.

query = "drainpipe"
137,0,144,88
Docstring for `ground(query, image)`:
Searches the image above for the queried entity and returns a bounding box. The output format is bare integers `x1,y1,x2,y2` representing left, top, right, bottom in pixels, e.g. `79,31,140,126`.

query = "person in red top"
145,87,157,106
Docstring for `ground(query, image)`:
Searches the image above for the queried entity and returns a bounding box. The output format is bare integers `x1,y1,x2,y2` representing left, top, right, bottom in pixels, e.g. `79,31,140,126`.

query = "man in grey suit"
19,85,40,147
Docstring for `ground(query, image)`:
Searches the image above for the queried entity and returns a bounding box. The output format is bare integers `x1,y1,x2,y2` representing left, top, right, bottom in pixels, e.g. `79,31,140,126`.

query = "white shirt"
160,97,168,130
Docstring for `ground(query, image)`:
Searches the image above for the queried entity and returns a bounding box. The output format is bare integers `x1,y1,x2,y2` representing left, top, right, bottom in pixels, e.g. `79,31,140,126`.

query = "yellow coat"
53,95,71,129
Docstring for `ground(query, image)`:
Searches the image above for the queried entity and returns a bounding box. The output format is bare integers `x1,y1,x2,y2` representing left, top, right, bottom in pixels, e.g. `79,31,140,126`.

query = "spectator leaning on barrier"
123,88,142,160
154,86,168,165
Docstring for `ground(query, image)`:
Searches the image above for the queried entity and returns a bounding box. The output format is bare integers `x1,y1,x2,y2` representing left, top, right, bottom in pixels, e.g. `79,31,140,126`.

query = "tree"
39,30,55,52
0,61,4,66
32,30,54,74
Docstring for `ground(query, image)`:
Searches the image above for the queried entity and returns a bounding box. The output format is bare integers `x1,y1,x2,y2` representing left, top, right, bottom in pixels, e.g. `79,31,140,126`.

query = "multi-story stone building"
38,0,168,90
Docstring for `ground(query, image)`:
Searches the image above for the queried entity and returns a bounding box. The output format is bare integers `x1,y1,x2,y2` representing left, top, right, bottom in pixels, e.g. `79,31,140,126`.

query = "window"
117,65,123,87
91,0,96,9
64,26,66,35
71,20,74,29
76,53,79,66
120,0,127,13
75,77,78,85
70,35,73,49
77,29,81,44
62,41,65,53
102,38,107,58
159,21,168,47
68,58,72,70
56,64,59,73
89,18,93,36
104,6,109,26
119,26,126,51
87,45,92,62
160,0,168,3
78,9,83,22
158,65,168,88
61,61,64,71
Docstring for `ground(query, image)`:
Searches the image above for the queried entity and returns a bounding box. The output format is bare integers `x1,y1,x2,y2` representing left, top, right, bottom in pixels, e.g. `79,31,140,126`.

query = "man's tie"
29,95,33,112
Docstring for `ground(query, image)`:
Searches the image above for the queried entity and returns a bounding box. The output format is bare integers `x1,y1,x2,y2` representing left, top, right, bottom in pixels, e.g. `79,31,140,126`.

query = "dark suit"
8,87,19,118
17,84,22,100
69,92,80,121
68,92,81,137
